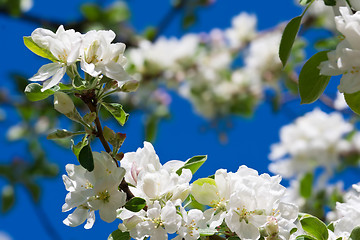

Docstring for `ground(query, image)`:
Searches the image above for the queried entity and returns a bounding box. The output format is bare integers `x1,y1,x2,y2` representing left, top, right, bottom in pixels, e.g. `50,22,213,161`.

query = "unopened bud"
54,92,75,115
120,80,139,92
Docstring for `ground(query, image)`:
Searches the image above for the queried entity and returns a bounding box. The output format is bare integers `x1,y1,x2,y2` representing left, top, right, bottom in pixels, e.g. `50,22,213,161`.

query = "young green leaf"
72,135,88,158
108,229,131,240
299,51,331,104
1,185,15,213
279,16,302,67
295,235,317,240
176,155,207,175
324,0,336,6
78,144,94,172
300,172,313,199
300,215,329,240
24,83,57,101
124,197,146,212
102,103,129,126
344,91,360,115
145,115,158,142
47,129,83,139
299,0,313,5
23,37,57,61
350,226,360,240
198,228,218,237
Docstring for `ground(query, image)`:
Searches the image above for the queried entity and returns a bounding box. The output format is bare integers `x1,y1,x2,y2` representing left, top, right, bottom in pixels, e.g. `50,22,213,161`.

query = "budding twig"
76,90,135,200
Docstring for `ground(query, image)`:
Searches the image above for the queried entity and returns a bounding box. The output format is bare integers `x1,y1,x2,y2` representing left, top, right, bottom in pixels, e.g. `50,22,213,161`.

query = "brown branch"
76,90,135,200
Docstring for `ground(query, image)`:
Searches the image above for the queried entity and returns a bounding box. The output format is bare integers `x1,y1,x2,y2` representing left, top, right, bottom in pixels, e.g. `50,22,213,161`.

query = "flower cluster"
191,166,298,240
269,108,353,179
28,25,131,91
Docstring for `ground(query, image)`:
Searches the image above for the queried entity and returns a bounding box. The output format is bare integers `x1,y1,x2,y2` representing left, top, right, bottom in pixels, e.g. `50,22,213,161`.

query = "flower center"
98,190,111,203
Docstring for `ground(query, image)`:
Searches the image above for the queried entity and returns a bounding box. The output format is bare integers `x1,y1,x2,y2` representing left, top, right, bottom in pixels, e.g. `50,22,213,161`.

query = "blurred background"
0,0,356,239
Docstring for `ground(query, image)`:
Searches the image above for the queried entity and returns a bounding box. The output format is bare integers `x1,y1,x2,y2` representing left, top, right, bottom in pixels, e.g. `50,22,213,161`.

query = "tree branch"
76,90,135,200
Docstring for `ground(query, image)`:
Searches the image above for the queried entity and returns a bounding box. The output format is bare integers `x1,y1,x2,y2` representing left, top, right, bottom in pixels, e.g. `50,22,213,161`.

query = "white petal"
41,65,66,91
63,207,88,227
29,62,62,82
84,210,95,229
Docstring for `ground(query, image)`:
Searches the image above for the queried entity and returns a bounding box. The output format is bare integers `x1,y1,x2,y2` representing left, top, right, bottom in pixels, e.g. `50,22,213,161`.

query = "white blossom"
29,25,82,91
81,30,131,84
319,7,360,93
62,151,126,228
120,201,181,240
225,12,257,49
121,142,192,204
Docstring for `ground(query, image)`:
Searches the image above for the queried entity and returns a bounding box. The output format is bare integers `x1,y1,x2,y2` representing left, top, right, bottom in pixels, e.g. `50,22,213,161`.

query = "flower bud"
54,92,75,115
120,80,139,92
191,178,219,206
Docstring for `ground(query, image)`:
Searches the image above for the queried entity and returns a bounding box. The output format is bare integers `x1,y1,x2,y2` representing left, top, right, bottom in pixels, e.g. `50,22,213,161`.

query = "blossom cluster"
122,12,287,119
61,141,302,240
28,25,131,91
191,166,298,240
269,108,354,180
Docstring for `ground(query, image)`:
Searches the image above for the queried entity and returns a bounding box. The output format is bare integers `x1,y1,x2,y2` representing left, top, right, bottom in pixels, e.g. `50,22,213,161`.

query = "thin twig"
76,90,135,200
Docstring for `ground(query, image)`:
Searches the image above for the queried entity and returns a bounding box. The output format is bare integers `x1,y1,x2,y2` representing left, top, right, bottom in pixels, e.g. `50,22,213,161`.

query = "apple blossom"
81,30,131,84
29,25,82,91
62,151,126,228
319,7,360,93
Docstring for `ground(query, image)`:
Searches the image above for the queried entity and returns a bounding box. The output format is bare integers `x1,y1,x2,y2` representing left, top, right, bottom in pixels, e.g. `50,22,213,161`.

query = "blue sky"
0,1,339,239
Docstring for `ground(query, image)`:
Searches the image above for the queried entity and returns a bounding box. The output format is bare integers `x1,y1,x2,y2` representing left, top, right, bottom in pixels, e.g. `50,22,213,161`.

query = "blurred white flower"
225,12,257,49
269,108,353,179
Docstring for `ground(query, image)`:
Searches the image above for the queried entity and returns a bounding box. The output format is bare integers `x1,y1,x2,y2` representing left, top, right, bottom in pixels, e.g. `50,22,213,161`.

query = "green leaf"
24,83,57,101
72,75,86,89
81,3,101,21
105,2,130,23
300,172,313,199
350,226,360,240
299,0,313,5
1,185,15,213
102,103,129,126
176,155,207,175
47,129,82,139
108,229,131,240
324,0,336,6
198,228,217,236
23,37,57,61
124,197,146,212
183,13,197,29
295,235,317,240
279,16,302,67
345,91,360,115
300,215,328,240
145,115,158,142
71,136,88,159
83,112,97,124
327,222,334,232
299,51,331,104
25,182,41,202
78,144,94,172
